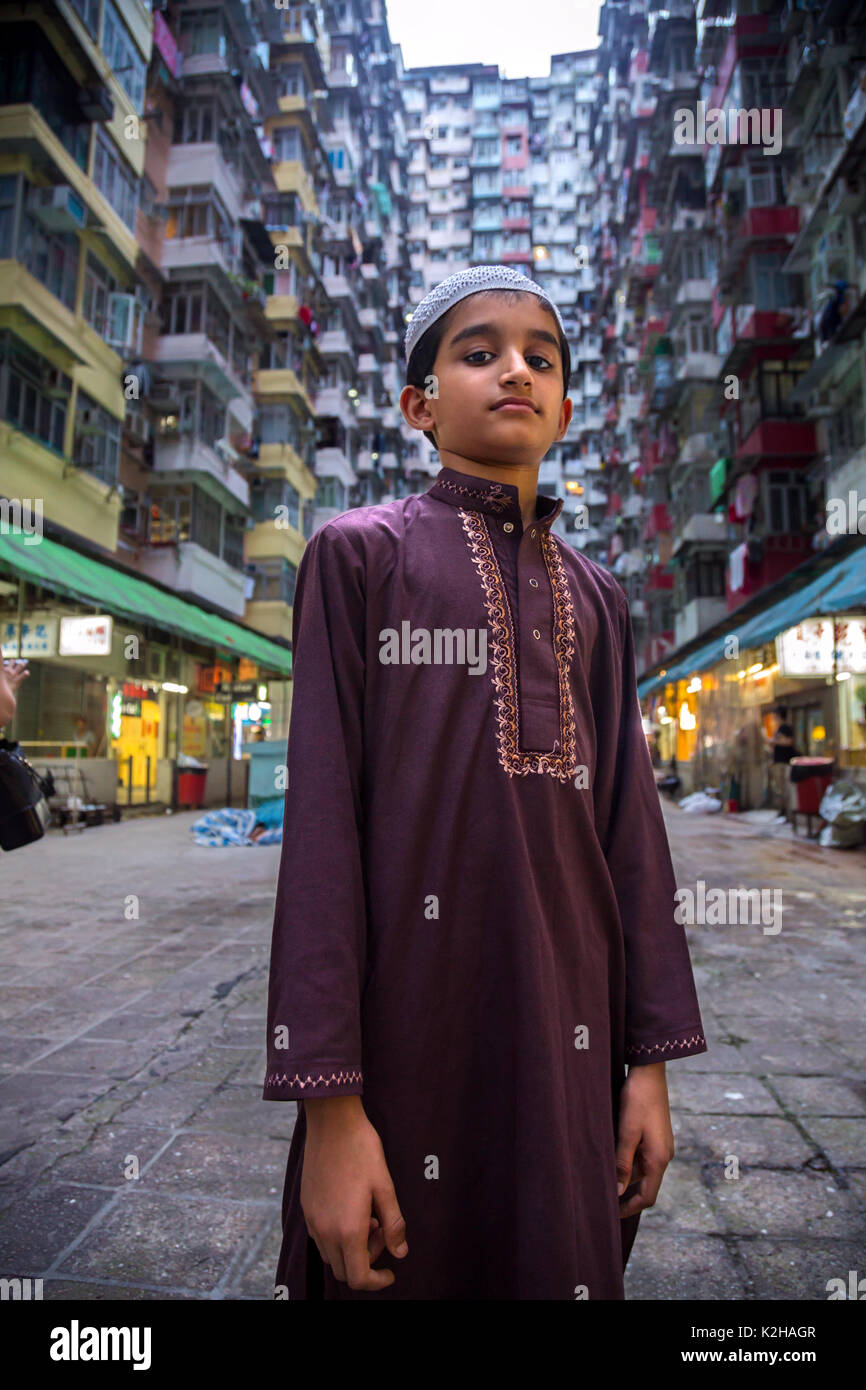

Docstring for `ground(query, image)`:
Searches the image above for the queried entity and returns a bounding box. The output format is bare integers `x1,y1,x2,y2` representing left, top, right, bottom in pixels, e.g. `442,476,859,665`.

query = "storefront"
642,613,866,806
0,528,294,809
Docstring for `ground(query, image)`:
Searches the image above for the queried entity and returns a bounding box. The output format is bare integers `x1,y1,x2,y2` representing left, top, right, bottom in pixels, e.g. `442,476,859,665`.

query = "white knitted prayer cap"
403,263,566,363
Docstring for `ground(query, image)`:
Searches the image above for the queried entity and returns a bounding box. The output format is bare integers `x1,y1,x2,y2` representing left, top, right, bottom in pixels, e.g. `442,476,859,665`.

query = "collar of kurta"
427,466,564,529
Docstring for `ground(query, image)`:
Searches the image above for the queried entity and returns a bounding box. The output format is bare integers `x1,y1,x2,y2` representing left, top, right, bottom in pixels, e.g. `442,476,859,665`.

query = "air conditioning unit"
26,183,87,233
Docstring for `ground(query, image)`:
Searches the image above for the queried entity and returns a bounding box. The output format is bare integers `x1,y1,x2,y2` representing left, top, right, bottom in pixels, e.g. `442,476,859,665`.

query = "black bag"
0,739,53,851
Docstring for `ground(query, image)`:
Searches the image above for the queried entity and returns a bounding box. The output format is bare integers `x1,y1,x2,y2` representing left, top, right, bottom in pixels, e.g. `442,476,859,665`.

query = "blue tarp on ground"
190,800,283,847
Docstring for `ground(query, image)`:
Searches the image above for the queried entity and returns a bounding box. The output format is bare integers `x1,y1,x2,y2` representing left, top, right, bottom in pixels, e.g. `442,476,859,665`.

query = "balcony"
314,386,358,430
138,541,247,618
315,446,355,487
674,595,728,648
674,278,713,308
726,533,813,612
153,437,249,510
154,335,249,405
718,205,800,282
166,144,242,221
252,368,313,415
244,519,305,567
317,327,354,356
671,512,727,555
736,418,817,463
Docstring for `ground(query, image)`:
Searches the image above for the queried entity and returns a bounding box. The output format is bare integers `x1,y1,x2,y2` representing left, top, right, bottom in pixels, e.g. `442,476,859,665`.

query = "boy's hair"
405,288,573,449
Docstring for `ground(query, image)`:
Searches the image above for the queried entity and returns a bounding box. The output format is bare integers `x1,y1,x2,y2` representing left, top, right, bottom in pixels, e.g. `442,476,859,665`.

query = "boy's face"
401,292,572,465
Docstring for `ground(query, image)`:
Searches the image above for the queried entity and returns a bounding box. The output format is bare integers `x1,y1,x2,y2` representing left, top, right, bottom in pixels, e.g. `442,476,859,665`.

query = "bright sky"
384,0,601,79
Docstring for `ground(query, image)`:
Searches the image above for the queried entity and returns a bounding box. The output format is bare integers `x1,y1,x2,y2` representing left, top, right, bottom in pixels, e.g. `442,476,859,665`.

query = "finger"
615,1137,638,1196
619,1166,664,1218
367,1225,387,1263
372,1182,408,1257
343,1229,395,1292
321,1237,347,1283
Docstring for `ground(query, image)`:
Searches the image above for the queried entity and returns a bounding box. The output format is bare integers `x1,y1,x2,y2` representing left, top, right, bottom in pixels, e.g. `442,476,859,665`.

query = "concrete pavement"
0,804,863,1299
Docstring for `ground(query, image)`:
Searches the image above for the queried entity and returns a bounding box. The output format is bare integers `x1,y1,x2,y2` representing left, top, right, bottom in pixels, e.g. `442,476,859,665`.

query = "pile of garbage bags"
817,781,866,849
677,790,723,814
190,799,284,847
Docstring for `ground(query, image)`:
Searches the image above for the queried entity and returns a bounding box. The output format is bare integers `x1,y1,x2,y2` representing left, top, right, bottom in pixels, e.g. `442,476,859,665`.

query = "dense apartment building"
592,0,866,795
0,0,412,800
400,52,607,532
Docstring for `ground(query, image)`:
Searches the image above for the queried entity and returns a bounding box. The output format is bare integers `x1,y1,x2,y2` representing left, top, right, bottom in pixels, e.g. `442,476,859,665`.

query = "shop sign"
121,698,141,718
1,616,58,657
237,658,258,681
122,681,158,699
776,615,866,676
219,679,259,697
59,614,113,656
197,663,233,694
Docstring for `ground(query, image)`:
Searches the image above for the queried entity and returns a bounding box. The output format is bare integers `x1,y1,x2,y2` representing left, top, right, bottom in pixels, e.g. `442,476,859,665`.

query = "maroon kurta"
263,465,707,1300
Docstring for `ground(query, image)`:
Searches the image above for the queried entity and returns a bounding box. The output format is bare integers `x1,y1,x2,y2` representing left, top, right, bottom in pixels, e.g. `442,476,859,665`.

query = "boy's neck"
438,458,541,530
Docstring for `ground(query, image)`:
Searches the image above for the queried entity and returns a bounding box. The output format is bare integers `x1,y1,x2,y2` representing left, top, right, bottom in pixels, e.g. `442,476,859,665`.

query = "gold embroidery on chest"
457,507,578,780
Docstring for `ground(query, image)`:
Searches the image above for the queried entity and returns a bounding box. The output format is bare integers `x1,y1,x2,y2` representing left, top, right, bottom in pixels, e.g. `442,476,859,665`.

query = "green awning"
0,530,292,676
636,543,866,700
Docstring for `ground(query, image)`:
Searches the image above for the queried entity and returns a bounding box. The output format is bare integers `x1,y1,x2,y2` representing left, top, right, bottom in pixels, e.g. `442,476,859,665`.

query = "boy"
263,264,707,1300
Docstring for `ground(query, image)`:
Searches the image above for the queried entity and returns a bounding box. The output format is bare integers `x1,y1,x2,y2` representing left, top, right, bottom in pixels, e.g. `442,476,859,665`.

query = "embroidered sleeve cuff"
262,1066,364,1100
625,1029,708,1065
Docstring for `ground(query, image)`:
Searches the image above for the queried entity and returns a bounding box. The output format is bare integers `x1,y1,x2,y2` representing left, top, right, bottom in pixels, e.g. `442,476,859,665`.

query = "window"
92,128,139,229
102,1,146,109
74,389,121,486
316,477,347,510
0,174,16,258
0,331,69,453
253,561,298,605
273,126,303,162
828,366,866,460
70,0,100,36
180,10,226,59
26,223,79,312
685,554,726,601
173,102,216,144
750,252,795,310
82,250,118,332
765,470,808,534
745,159,782,209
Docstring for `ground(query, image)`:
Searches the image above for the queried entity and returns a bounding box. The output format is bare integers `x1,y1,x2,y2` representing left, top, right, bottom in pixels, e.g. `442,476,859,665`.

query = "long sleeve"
262,520,368,1100
600,595,708,1066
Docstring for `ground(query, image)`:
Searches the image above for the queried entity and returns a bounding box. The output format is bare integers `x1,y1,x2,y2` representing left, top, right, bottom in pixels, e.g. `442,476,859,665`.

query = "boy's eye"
464,350,553,369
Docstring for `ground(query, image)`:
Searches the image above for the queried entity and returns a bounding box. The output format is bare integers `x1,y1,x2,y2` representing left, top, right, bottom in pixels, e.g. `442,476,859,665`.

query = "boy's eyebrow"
447,321,561,356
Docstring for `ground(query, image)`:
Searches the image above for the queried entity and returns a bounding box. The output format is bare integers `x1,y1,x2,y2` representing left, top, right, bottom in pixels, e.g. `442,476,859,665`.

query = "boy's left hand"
615,1061,675,1219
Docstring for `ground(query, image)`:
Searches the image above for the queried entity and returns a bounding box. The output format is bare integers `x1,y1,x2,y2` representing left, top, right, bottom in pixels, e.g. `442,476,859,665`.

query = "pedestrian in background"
768,705,797,819
0,656,29,729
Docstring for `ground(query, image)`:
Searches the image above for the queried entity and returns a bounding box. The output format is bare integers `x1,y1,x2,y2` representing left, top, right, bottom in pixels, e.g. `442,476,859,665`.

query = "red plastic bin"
177,767,208,808
788,757,834,816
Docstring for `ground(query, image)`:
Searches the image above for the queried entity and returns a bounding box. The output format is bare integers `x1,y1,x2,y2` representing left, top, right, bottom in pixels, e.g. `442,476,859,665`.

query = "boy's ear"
400,383,436,436
555,394,573,441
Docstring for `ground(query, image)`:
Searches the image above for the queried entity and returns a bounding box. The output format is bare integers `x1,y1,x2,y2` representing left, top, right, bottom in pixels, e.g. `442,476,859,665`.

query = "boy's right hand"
300,1094,408,1292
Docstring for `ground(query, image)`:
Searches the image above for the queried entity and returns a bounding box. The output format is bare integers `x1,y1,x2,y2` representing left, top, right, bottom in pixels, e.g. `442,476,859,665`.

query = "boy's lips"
492,397,538,413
